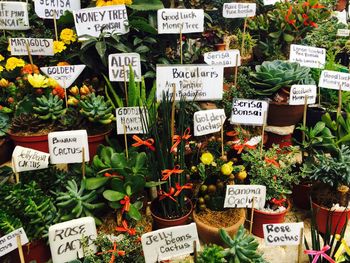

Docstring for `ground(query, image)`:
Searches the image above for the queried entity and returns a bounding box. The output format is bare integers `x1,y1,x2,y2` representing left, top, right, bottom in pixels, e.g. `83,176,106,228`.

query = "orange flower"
311,3,325,8
57,61,70,66
310,21,318,28
285,6,296,25
21,64,39,75
52,86,65,99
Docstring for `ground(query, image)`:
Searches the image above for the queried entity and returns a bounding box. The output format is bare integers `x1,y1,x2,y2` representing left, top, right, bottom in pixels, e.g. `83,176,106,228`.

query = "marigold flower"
28,74,49,88
53,41,66,54
67,95,79,106
47,78,58,87
60,28,77,45
0,54,4,62
200,152,214,165
21,64,39,75
0,78,9,88
0,65,3,73
5,57,25,71
57,61,70,66
80,85,90,95
52,86,65,99
96,0,132,6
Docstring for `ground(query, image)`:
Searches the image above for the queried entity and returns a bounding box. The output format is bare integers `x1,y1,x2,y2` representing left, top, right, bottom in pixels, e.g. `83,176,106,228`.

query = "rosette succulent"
33,93,65,121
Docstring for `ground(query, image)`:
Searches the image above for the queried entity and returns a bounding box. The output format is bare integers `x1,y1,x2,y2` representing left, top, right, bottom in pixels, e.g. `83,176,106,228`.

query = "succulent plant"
56,107,87,131
0,112,10,137
33,93,65,121
10,113,49,134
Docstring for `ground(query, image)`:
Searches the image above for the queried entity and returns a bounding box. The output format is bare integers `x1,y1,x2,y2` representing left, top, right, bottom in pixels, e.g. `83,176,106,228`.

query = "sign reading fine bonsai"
12,146,50,172
108,53,141,82
49,217,97,263
204,50,241,67
223,3,256,18
41,65,86,88
263,222,304,246
0,228,28,257
9,38,54,56
0,2,30,30
319,70,350,91
289,85,317,105
289,44,326,69
157,9,204,34
141,223,200,263
194,109,226,136
224,185,266,209
116,107,148,134
230,99,268,126
34,0,81,19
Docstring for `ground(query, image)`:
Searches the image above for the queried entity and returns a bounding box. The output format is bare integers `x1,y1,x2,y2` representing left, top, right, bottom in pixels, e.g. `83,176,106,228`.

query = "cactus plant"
33,93,65,121
10,113,49,134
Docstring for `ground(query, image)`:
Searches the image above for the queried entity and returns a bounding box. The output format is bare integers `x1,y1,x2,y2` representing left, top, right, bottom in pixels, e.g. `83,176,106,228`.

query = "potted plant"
0,111,13,164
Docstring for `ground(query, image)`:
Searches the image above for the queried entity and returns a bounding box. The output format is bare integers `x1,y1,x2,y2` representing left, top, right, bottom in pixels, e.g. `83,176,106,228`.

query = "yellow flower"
70,86,79,96
200,152,214,165
60,28,77,45
0,54,4,62
96,0,132,6
67,96,79,106
53,41,66,54
5,57,25,71
28,74,48,88
47,78,58,87
0,65,3,73
236,170,247,181
0,78,9,88
221,162,233,176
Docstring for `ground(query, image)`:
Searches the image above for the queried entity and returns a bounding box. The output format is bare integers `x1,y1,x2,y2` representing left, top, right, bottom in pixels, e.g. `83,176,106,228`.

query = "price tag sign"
108,53,141,82
116,107,148,134
0,2,30,30
34,0,81,19
41,65,86,88
337,29,350,37
319,70,350,91
223,3,256,18
224,185,266,209
263,222,304,246
289,44,326,69
289,85,317,105
12,146,50,173
204,50,241,67
194,109,226,136
9,38,54,56
230,99,268,126
0,228,29,257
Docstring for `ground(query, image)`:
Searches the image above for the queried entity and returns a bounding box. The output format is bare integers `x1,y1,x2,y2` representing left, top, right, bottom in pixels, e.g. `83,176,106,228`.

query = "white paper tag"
263,0,281,5
0,2,30,30
230,99,268,126
194,109,226,136
263,222,304,246
109,53,141,82
116,107,148,134
337,29,350,37
289,44,326,69
34,0,81,19
41,65,86,88
204,50,241,67
9,38,54,56
224,185,266,209
0,228,29,257
319,70,350,91
12,146,50,173
289,85,317,105
223,3,256,18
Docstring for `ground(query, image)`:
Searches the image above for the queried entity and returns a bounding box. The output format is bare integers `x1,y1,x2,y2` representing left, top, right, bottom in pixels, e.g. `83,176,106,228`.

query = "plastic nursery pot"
9,133,49,153
0,137,14,165
267,102,304,127
11,239,51,263
88,130,111,160
292,183,312,210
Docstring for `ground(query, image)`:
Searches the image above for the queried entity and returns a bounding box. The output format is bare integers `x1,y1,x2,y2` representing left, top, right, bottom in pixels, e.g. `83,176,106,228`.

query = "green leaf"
268,32,281,39
135,45,150,54
95,41,107,60
128,0,164,11
128,204,142,221
103,190,125,202
134,152,146,172
283,33,295,42
109,202,122,209
110,178,125,193
129,19,158,34
145,181,166,188
85,177,110,190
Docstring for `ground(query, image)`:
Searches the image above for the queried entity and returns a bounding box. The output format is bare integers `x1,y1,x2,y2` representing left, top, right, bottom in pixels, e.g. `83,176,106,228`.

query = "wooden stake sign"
319,70,350,91
34,0,81,19
108,53,141,82
262,222,304,246
289,85,317,105
230,98,268,126
41,65,86,89
116,107,148,135
224,185,266,209
11,146,50,173
0,228,29,258
337,29,350,37
0,2,30,30
289,44,326,69
204,50,241,68
193,109,226,136
9,37,54,56
223,3,256,18
16,236,25,263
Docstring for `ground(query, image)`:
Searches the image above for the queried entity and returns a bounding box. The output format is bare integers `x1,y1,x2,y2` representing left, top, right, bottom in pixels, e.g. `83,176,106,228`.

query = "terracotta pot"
292,183,312,210
267,102,304,126
0,136,14,164
335,0,347,11
193,208,246,246
88,130,111,160
9,133,49,153
11,239,51,263
215,43,226,51
265,132,293,149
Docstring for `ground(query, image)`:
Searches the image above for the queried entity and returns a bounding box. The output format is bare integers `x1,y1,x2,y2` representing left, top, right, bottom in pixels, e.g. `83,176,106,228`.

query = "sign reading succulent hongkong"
41,65,86,88
34,0,81,19
0,2,30,30
9,38,54,56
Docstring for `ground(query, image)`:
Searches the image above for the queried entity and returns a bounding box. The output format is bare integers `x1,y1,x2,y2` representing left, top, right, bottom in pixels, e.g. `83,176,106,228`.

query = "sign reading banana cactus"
41,65,86,88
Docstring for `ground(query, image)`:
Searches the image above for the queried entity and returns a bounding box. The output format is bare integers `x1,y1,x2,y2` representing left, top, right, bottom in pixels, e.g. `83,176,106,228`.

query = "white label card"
141,223,200,263
41,65,86,88
223,3,256,18
74,5,129,38
224,185,266,209
289,85,317,105
337,29,350,37
109,53,141,82
230,99,268,126
194,109,226,136
263,0,281,5
0,228,29,257
34,0,81,19
319,70,350,91
0,2,30,30
204,50,241,67
157,9,204,34
156,64,224,101
263,222,304,246
9,38,54,56
12,146,50,173
48,130,90,164
289,44,326,69
116,107,148,134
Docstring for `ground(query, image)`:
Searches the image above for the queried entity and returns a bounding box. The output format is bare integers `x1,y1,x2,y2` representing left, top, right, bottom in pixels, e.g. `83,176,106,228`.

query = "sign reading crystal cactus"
263,222,304,246
319,70,350,91
9,38,54,56
12,146,50,172
289,85,317,105
230,99,268,126
194,109,226,136
108,53,141,82
223,3,256,18
41,65,86,88
224,185,266,209
289,44,326,69
34,0,81,19
0,228,28,257
0,2,30,30
116,107,148,134
204,50,241,67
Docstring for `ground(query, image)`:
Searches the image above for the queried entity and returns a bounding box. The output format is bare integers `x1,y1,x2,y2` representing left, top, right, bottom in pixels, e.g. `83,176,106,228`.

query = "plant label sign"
34,0,81,19
289,44,326,69
12,146,50,173
263,0,281,6
0,2,30,30
194,109,226,136
263,222,304,246
141,223,200,263
41,65,86,88
319,70,350,91
223,3,256,18
230,99,268,126
0,228,28,257
224,185,266,209
337,29,350,37
116,107,148,134
289,85,317,105
108,53,141,82
156,64,224,101
74,5,129,38
9,38,54,56
157,9,204,34
204,50,241,67
48,130,90,164
49,217,97,263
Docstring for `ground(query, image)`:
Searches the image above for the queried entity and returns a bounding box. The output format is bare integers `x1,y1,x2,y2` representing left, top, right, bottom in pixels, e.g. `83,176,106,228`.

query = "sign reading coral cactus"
337,29,350,37
156,64,224,101
204,50,241,67
319,70,350,91
289,85,317,105
230,99,268,126
116,107,148,134
157,9,204,34
41,65,86,88
0,228,28,257
141,223,200,263
289,44,326,69
194,109,226,136
12,146,50,172
0,2,30,30
49,217,97,263
108,53,141,82
223,3,256,18
74,5,129,38
263,222,304,246
224,185,266,209
9,38,54,56
34,0,81,19
48,130,89,164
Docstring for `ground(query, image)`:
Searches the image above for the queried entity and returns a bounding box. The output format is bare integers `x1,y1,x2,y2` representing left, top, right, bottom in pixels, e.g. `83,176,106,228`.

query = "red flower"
302,1,310,7
285,6,296,25
311,3,325,8
304,20,309,26
302,13,309,19
310,21,318,28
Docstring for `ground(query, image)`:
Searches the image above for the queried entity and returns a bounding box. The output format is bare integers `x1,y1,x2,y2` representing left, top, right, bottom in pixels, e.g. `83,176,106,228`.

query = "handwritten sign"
109,53,141,82
116,107,148,134
9,38,54,56
289,85,317,105
319,70,350,91
12,146,50,173
230,99,268,126
223,3,256,18
263,0,281,5
337,29,350,37
34,0,81,19
0,2,30,30
157,9,204,34
0,228,28,257
156,64,223,101
74,5,129,38
48,130,90,164
263,223,304,246
141,223,200,263
41,65,86,88
49,217,97,263
289,44,325,69
224,185,266,209
194,109,226,136
204,50,241,67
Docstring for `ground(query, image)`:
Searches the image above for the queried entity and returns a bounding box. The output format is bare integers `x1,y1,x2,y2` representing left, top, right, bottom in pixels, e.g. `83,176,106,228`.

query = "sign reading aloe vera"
108,53,141,82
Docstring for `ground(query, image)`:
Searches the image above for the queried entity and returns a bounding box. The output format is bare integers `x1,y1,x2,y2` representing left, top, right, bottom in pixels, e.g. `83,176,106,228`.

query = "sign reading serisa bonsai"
157,9,204,34
74,5,129,38
204,50,241,67
194,109,226,136
108,53,141,82
224,185,266,209
230,99,268,126
9,38,54,56
289,44,326,69
116,107,148,134
41,65,86,88
0,2,30,30
141,223,200,263
319,70,350,91
156,64,224,101
263,222,304,246
12,146,50,172
289,85,317,105
34,0,81,19
0,228,29,257
223,3,256,18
